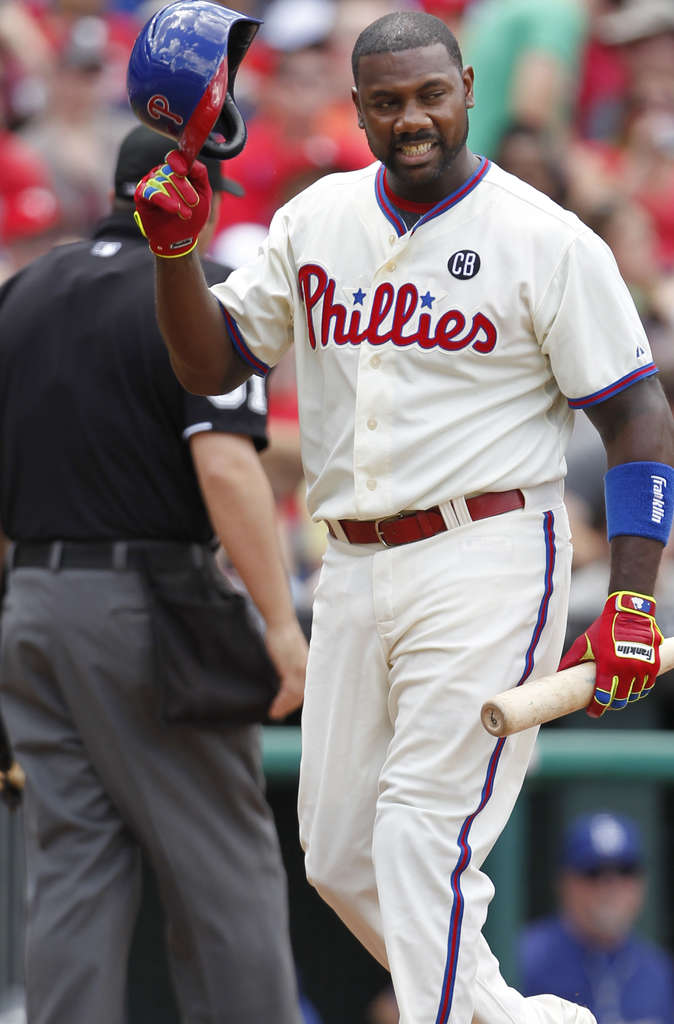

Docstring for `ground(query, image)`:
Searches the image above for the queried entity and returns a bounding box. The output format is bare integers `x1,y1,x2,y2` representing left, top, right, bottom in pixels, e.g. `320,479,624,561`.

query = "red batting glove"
560,591,662,718
133,150,212,258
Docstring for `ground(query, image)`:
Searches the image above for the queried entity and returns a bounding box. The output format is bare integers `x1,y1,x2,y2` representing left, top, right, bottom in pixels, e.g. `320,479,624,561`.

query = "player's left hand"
133,149,212,258
560,591,662,718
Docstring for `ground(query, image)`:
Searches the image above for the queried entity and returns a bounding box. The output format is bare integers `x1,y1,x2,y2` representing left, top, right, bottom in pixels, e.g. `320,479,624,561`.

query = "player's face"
352,43,475,202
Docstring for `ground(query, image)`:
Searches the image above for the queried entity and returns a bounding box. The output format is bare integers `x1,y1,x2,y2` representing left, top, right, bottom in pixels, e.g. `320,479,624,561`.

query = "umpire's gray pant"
0,566,302,1024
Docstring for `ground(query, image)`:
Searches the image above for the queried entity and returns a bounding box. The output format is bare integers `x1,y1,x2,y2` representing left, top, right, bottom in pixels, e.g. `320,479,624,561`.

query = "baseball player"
133,10,674,1024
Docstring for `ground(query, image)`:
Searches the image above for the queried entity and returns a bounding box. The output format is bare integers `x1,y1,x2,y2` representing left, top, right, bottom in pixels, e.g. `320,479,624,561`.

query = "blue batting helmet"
127,1,261,164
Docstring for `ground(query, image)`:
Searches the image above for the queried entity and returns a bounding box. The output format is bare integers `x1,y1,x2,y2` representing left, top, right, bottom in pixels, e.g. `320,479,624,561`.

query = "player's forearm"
155,252,246,396
586,377,674,595
608,535,666,596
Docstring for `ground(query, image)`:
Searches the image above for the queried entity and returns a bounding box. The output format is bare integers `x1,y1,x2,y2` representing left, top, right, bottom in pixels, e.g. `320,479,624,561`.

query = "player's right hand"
133,149,212,258
559,590,662,718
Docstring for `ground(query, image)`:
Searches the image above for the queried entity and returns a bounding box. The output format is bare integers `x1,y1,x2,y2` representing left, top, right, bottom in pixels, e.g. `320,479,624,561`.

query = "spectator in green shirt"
462,0,589,158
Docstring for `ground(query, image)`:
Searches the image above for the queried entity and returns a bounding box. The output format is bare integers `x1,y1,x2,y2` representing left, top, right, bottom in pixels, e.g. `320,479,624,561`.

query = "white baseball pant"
298,483,597,1024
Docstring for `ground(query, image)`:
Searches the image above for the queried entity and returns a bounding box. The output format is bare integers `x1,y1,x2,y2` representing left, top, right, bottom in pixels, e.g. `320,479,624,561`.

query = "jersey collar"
374,156,491,237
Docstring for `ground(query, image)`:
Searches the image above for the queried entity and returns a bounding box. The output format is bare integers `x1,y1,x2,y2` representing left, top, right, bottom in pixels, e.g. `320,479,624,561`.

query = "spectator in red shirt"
569,0,674,268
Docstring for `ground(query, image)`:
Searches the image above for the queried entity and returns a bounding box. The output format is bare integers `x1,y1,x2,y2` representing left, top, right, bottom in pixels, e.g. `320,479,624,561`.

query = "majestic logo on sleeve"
298,264,497,353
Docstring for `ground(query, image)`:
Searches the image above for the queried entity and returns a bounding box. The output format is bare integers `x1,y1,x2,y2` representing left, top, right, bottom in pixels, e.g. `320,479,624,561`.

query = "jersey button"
367,479,377,491
370,355,381,368
367,418,378,430
388,235,396,245
387,262,396,271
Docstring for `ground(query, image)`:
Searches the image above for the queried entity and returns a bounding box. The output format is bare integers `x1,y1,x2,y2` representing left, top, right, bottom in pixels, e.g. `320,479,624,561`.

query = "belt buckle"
374,512,407,547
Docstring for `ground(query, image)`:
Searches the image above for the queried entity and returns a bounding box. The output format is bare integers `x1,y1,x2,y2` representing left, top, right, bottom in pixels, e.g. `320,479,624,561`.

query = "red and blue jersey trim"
216,300,269,377
375,157,491,238
568,363,657,409
434,511,556,1024
375,170,407,236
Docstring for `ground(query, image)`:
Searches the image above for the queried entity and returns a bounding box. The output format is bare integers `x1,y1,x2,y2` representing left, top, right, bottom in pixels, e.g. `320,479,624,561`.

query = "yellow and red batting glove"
560,591,662,718
133,149,211,258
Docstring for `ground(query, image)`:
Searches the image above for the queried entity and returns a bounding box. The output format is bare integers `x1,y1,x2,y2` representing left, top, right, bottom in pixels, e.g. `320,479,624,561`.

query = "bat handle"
481,636,674,738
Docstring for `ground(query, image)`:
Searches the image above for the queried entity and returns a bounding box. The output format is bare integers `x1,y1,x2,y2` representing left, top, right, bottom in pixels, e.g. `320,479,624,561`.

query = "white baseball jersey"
211,158,655,522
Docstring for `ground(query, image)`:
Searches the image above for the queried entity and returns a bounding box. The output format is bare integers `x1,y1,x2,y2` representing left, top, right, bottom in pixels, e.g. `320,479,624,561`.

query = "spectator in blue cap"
519,811,674,1024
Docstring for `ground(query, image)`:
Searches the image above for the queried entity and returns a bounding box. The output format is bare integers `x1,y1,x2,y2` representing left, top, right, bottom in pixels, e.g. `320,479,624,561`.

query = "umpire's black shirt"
0,210,267,542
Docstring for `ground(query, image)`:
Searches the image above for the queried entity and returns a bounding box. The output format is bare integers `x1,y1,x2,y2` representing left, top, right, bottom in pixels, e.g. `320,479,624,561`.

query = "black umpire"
0,125,307,1024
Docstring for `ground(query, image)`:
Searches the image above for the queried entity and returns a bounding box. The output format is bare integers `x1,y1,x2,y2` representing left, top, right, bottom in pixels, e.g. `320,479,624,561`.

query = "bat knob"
481,703,505,737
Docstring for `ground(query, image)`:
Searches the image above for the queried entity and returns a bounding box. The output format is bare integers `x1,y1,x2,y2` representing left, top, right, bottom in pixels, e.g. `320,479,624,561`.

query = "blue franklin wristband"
604,461,674,543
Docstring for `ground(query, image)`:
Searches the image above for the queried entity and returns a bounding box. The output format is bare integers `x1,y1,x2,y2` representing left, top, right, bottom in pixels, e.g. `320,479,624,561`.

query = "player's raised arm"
126,1,262,397
560,375,674,717
134,151,249,396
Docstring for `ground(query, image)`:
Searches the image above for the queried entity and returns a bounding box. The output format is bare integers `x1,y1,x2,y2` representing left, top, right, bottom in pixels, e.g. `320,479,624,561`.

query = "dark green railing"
263,727,674,781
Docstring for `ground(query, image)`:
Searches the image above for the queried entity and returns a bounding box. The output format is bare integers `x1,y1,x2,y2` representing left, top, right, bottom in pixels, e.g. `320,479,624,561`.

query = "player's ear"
352,87,365,130
463,65,475,110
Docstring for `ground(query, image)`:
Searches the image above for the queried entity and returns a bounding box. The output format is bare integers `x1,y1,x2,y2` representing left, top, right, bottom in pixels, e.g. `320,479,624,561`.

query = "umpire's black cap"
114,125,245,200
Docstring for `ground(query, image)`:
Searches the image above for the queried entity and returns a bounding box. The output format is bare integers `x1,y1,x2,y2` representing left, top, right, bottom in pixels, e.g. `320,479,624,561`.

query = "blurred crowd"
2,0,674,681
2,6,674,1023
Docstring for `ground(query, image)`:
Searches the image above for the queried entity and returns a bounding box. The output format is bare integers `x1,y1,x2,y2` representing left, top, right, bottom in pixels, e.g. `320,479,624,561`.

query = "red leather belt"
327,489,525,547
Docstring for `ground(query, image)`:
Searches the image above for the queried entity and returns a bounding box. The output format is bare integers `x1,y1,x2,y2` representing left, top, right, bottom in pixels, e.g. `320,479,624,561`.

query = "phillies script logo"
298,264,497,352
147,94,184,126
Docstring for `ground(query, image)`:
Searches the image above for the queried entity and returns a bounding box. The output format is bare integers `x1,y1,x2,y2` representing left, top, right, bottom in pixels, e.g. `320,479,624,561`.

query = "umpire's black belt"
7,540,210,571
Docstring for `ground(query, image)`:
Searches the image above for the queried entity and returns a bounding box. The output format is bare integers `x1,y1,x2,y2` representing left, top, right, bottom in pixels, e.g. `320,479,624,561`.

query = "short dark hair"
352,11,463,85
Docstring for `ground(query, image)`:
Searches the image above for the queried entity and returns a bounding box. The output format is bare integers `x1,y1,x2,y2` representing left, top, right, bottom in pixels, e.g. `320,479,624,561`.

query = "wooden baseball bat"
481,636,674,737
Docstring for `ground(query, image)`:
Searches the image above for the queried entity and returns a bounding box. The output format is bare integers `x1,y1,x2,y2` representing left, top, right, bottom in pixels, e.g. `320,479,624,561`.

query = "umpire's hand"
0,762,24,811
0,711,23,810
265,619,308,720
